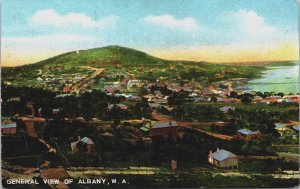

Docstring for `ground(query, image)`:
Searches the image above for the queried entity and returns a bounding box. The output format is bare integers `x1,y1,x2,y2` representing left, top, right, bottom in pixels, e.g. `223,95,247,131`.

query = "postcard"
1,0,299,188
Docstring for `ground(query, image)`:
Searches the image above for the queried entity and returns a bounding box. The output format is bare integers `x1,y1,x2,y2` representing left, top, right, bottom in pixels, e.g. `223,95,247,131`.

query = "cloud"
226,9,293,46
232,9,277,37
141,14,200,32
29,9,117,29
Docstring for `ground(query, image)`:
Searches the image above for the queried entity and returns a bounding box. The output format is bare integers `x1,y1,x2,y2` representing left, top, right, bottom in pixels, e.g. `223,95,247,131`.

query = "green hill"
2,45,266,88
264,60,298,67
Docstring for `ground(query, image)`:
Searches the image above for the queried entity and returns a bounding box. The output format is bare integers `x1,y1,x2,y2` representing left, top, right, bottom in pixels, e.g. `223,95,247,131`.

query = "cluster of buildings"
30,65,300,107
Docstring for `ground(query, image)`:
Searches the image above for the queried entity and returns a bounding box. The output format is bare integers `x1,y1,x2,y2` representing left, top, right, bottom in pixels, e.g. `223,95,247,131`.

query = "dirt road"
151,111,233,140
73,66,105,93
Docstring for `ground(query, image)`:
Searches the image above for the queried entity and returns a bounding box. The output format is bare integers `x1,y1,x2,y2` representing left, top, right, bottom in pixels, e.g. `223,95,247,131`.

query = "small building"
208,148,238,169
71,136,95,153
274,123,286,131
127,79,142,89
104,86,117,93
152,98,168,104
63,85,71,93
292,125,300,133
7,97,21,102
220,106,235,113
1,122,17,135
102,132,114,137
237,129,261,140
150,121,178,138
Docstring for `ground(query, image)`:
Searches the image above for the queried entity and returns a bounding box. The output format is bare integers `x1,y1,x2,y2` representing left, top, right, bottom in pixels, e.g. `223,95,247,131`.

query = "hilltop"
2,45,265,88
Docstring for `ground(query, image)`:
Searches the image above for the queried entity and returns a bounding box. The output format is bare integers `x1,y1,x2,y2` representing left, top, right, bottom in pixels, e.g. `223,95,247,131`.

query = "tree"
277,92,284,97
230,91,238,98
241,96,252,104
210,96,217,103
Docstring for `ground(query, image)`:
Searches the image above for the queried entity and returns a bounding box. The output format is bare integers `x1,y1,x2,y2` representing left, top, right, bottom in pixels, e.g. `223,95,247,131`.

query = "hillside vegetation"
2,45,266,86
265,60,298,67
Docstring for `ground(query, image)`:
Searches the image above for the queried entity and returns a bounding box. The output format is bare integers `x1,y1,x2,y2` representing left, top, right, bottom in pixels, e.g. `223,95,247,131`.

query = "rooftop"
1,122,17,128
292,125,300,131
152,121,177,129
211,149,237,162
220,106,235,112
81,137,94,145
275,123,284,129
238,128,260,135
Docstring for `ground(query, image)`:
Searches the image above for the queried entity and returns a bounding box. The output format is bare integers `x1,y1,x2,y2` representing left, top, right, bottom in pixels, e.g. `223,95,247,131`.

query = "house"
292,125,300,133
63,85,71,93
282,98,292,103
127,95,142,101
7,97,20,102
104,86,117,93
127,79,142,89
71,136,95,153
274,123,285,131
208,148,238,169
152,98,168,104
220,106,235,113
102,132,113,137
237,129,261,140
291,97,299,103
36,77,43,81
216,97,224,102
274,123,286,136
74,76,83,81
1,121,17,135
283,95,299,103
150,121,178,138
52,108,60,115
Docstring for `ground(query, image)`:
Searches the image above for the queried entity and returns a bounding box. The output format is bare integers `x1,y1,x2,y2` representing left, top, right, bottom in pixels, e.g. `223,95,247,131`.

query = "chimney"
78,136,81,142
217,147,220,152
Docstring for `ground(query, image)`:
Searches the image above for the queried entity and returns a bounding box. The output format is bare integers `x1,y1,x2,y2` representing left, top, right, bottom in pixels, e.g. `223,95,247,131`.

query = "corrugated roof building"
237,128,261,140
1,122,17,135
150,121,178,139
208,148,238,169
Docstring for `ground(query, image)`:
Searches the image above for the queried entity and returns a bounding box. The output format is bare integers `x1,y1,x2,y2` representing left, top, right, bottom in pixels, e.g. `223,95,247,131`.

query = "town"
1,47,299,188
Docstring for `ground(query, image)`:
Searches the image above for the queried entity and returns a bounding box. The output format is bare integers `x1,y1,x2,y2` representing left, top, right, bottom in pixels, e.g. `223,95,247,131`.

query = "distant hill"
219,60,298,67
2,45,266,87
36,45,168,67
263,60,298,67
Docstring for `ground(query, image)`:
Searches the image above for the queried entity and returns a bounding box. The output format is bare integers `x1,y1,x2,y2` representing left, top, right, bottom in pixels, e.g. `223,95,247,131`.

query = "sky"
1,0,299,66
